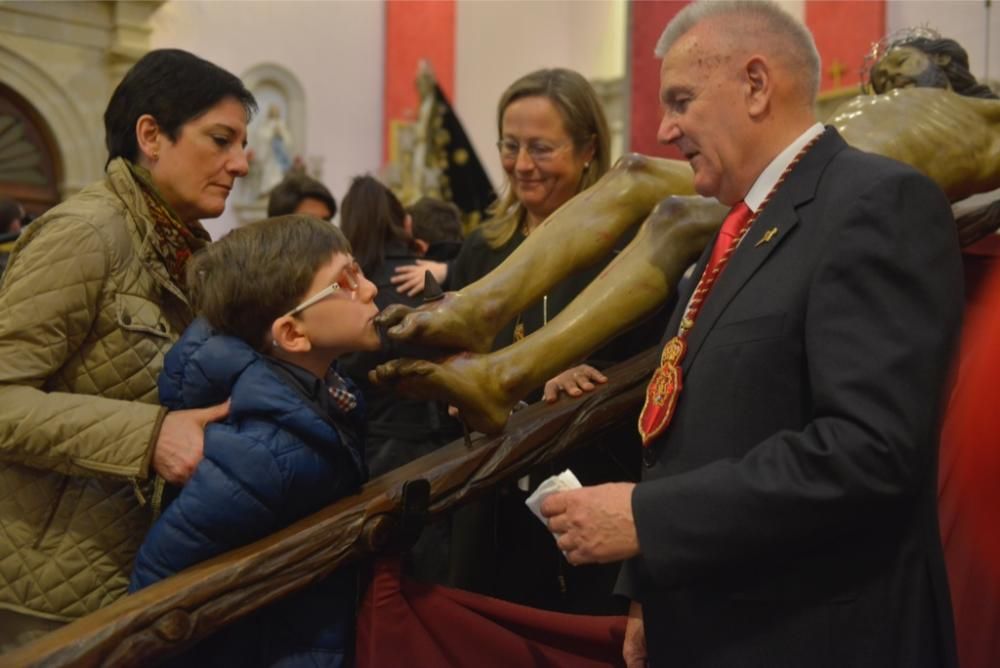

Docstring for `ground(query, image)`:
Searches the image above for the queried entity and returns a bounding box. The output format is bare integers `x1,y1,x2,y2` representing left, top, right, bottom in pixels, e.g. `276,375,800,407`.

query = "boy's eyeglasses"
285,260,362,317
497,139,571,164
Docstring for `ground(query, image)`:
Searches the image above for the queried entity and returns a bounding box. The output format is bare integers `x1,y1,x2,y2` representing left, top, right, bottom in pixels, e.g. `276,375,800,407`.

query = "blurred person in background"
0,196,27,277
407,196,463,262
267,171,338,221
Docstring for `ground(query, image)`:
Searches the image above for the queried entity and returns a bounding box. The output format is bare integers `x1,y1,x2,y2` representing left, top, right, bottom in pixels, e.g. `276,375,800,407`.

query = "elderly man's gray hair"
655,0,821,103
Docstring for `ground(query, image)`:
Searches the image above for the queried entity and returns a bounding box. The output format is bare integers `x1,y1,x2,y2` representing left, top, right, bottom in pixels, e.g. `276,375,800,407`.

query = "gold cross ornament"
827,59,847,88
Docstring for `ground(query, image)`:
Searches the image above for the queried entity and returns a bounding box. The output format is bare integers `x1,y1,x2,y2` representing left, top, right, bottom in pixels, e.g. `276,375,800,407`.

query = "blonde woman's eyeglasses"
496,139,572,164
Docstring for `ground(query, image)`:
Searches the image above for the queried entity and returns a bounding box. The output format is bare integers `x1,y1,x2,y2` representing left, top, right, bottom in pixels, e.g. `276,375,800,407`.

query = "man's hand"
542,364,608,403
391,260,448,297
152,400,230,485
623,600,647,668
540,482,639,564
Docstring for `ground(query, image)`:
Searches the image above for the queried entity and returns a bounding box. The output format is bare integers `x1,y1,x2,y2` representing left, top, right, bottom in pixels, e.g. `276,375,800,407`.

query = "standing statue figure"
398,61,444,206
255,104,294,197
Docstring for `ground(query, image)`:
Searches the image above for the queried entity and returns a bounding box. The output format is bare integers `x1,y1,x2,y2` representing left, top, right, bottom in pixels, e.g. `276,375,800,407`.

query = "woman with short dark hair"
0,49,255,649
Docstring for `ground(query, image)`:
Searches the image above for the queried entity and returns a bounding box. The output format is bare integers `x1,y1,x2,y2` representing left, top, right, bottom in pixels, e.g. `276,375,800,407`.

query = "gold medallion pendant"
638,336,686,446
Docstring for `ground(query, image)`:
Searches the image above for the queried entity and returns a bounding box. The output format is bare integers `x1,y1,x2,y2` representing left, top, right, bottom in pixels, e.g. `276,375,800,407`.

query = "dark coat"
130,318,367,667
619,129,962,667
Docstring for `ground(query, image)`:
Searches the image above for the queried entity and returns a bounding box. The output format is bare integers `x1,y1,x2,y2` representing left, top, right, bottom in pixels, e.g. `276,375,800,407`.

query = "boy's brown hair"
187,215,351,351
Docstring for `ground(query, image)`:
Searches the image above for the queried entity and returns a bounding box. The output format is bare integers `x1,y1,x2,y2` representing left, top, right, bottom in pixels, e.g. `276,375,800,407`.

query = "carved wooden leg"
376,155,696,353
371,196,727,433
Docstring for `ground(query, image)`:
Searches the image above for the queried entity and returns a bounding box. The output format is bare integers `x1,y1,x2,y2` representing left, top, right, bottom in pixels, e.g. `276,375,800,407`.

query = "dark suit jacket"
618,129,962,668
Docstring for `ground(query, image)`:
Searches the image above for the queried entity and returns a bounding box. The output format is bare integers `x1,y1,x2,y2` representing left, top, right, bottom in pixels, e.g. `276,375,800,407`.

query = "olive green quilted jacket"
0,159,193,622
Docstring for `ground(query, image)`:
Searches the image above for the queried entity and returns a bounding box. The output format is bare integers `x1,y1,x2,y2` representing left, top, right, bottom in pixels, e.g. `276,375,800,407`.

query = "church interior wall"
147,0,385,238
2,0,998,239
455,0,627,190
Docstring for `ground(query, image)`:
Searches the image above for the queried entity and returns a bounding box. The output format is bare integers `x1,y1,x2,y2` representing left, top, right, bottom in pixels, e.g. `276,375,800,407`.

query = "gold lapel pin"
755,227,779,247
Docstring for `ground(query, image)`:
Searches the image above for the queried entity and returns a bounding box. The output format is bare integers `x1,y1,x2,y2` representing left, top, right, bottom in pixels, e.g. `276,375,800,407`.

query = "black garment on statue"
446,223,669,614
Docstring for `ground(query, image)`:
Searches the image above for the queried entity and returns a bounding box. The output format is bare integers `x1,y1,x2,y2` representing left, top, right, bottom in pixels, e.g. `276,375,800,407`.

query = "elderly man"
539,3,961,667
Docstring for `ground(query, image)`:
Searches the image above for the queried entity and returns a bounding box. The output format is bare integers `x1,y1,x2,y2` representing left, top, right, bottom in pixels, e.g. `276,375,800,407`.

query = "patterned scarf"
126,161,211,289
326,369,359,413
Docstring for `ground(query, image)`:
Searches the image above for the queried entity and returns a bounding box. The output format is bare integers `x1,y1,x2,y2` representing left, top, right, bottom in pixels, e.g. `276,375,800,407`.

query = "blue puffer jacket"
130,318,367,667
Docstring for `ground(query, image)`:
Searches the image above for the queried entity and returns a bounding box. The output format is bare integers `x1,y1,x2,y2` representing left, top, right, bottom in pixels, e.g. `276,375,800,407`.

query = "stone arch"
0,82,62,215
0,45,104,197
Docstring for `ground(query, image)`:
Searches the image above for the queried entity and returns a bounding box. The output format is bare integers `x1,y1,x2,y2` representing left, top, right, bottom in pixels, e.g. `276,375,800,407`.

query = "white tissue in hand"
525,469,582,524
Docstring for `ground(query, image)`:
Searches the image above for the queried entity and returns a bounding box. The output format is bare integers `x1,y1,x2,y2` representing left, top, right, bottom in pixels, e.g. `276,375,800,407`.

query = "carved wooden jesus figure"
371,41,1000,435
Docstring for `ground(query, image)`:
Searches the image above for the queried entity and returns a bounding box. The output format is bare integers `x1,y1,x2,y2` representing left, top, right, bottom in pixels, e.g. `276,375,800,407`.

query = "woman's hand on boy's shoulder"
152,400,230,484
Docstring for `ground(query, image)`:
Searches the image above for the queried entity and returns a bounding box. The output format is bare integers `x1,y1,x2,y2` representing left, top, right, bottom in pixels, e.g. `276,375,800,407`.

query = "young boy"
129,215,380,667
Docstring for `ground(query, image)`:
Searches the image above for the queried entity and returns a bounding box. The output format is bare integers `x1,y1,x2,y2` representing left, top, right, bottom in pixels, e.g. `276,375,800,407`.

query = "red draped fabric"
804,0,885,93
382,0,455,163
627,0,688,159
939,237,1000,668
356,558,626,667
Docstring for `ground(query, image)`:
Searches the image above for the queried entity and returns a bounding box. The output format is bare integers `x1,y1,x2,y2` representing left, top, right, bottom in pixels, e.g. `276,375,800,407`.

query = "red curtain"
939,238,1000,668
356,558,626,667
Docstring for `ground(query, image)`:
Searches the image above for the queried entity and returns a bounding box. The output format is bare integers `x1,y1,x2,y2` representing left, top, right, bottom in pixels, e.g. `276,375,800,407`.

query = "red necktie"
638,201,754,446
704,201,753,286
638,129,824,451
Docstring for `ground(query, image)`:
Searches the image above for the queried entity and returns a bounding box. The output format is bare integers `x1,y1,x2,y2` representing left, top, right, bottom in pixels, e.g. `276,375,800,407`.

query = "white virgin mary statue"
256,104,293,196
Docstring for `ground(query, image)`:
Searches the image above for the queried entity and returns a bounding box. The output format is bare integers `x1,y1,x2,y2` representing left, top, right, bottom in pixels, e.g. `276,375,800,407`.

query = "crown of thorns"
860,25,943,93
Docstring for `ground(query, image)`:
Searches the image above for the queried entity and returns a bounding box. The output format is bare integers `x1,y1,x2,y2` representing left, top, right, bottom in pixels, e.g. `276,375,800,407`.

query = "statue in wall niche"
254,104,294,197
369,34,1000,435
